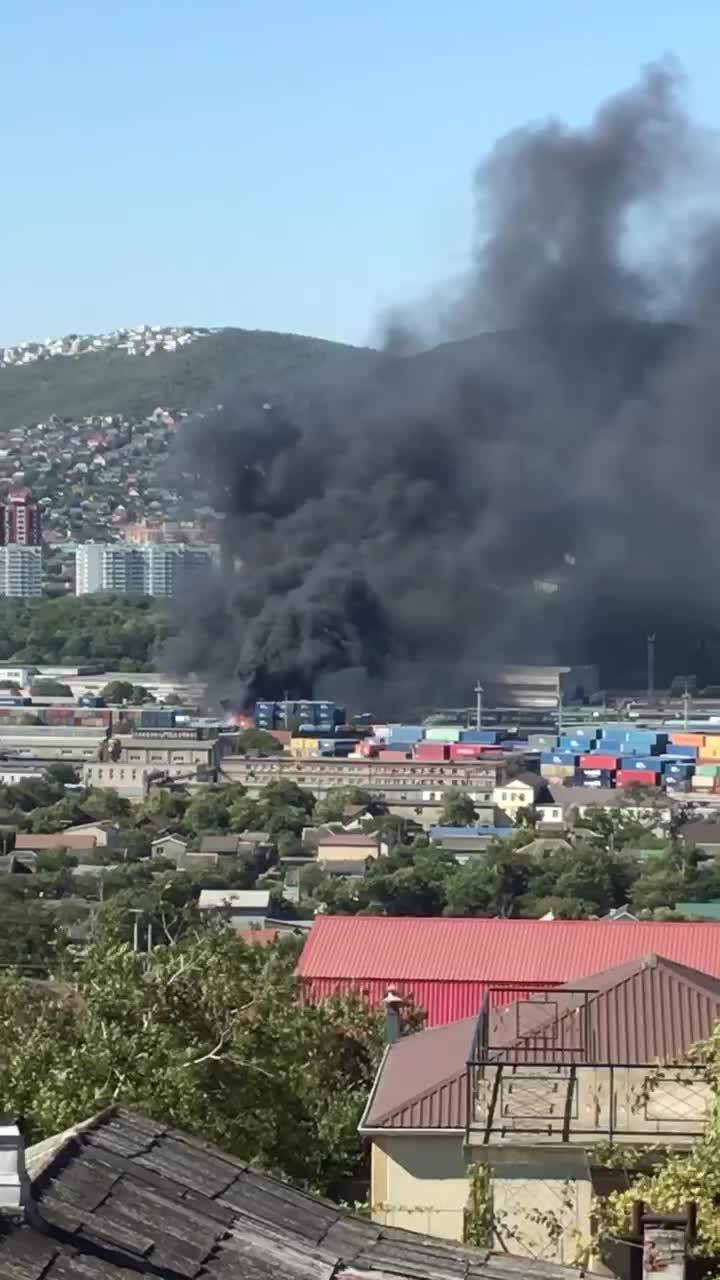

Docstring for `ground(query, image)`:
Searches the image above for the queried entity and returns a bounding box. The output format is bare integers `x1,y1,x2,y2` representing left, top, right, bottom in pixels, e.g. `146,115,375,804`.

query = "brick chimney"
0,1119,27,1213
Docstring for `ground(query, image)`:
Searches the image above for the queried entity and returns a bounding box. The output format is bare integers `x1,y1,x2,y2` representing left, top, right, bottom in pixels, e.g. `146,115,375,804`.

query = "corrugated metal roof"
297,916,720,985
316,833,379,847
362,953,720,1131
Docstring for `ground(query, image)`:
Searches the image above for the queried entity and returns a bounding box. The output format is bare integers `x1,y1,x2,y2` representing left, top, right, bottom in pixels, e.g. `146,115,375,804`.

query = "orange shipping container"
670,732,706,747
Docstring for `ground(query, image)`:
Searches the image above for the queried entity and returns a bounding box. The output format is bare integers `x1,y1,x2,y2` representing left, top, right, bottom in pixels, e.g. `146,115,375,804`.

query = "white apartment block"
75,543,220,598
0,546,43,597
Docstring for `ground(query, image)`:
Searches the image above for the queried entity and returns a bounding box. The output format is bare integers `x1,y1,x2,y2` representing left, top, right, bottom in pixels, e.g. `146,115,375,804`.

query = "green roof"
676,901,720,920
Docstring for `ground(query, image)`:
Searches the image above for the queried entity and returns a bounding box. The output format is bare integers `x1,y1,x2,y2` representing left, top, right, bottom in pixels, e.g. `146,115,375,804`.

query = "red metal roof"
298,916,720,1026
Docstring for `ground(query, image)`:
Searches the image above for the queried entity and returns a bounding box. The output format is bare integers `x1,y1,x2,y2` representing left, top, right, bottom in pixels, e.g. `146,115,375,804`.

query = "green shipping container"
697,763,720,776
425,726,462,743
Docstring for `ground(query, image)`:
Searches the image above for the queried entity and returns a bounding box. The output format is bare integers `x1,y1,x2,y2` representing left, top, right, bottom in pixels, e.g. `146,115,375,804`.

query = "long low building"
296,915,720,1026
221,754,508,801
0,730,107,761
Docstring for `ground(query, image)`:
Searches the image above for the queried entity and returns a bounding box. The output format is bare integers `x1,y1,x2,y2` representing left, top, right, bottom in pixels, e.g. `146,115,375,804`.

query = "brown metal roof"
361,953,720,1131
488,953,720,1065
361,1016,475,1130
15,832,97,849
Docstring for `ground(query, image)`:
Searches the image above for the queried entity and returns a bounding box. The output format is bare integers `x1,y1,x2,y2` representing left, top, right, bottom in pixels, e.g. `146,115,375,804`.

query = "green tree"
100,680,135,704
231,729,283,756
439,789,477,827
0,899,62,971
183,786,234,834
315,786,375,824
0,928,385,1195
44,763,80,788
30,679,74,697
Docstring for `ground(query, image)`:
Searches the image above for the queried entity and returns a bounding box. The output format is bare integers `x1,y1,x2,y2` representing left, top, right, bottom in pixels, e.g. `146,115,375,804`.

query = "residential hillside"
0,327,374,431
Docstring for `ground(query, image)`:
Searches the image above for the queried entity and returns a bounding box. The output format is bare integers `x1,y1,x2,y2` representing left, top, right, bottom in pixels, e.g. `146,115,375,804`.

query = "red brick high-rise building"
2,489,42,545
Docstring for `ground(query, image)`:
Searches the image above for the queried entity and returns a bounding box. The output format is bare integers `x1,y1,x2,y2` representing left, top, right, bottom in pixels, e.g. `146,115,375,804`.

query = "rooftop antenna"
474,683,483,730
647,633,656,705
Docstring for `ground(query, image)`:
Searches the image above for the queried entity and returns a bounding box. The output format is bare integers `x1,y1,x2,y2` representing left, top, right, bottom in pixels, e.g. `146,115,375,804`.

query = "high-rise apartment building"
75,543,220,598
2,488,42,546
0,546,43,597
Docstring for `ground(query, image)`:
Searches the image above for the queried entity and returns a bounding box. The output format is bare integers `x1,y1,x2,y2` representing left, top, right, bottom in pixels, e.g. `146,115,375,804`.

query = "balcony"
465,984,711,1147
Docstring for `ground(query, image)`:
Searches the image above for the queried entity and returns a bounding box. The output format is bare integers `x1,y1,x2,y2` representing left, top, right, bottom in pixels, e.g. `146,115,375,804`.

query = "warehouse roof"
361,953,720,1131
15,832,97,850
297,916,720,986
198,889,270,911
315,832,379,847
0,1106,573,1279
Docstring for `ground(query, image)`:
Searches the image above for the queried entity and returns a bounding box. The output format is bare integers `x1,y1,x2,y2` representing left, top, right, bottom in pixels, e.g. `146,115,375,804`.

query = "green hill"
0,328,373,429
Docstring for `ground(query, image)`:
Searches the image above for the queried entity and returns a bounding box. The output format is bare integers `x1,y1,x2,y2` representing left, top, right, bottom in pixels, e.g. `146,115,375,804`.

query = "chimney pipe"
383,987,405,1044
0,1118,27,1214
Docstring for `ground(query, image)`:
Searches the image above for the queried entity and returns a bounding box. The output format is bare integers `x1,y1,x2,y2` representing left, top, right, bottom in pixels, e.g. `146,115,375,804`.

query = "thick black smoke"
170,64,720,712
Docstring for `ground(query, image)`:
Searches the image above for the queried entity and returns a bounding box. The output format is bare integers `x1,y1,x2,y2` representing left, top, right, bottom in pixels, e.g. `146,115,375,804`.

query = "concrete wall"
371,1135,469,1241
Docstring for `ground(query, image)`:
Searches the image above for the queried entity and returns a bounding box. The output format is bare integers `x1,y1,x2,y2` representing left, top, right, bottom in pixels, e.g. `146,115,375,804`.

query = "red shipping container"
616,769,659,788
378,749,412,761
580,753,618,769
414,743,449,761
450,743,487,759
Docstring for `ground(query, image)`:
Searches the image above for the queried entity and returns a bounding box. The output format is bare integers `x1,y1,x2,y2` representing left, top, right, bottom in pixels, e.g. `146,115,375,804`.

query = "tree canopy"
0,928,385,1196
0,596,171,668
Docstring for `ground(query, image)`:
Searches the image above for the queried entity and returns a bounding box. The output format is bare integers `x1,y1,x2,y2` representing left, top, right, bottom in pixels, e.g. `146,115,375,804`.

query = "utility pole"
682,678,690,731
146,920,154,954
129,909,143,953
647,633,656,704
557,691,564,737
474,683,483,730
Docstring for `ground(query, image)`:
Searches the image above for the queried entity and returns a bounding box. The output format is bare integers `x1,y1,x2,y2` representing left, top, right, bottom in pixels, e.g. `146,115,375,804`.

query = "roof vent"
0,1118,27,1213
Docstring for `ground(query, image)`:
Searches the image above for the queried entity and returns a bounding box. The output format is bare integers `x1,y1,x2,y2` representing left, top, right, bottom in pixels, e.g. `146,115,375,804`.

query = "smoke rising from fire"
170,64,720,711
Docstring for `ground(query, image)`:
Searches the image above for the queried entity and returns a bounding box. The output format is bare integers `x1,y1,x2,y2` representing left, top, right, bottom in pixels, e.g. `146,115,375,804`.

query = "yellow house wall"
371,1135,469,1240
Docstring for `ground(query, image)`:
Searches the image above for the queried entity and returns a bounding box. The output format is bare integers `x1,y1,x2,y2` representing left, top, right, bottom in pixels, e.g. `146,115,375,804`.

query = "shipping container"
692,775,715,790
449,743,488,760
670,732,705,747
575,767,615,784
541,750,578,765
387,724,424,743
424,726,462,744
619,756,659,771
541,763,575,780
462,729,502,745
378,749,413,761
580,753,618,769
616,769,660,788
414,743,450,761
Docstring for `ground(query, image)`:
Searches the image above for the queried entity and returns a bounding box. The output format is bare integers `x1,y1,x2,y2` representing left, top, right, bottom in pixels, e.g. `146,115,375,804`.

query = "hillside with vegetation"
0,327,373,430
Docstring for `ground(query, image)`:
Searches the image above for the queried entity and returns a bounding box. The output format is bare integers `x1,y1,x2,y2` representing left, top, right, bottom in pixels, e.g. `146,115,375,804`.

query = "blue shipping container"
620,756,657,770
462,730,501,744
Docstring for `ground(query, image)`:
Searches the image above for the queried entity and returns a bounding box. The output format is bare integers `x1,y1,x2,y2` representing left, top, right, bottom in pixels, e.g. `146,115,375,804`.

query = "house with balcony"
359,953,718,1261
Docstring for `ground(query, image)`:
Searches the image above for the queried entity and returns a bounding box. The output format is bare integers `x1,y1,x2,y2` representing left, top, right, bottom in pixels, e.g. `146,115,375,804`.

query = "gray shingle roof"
0,1107,574,1279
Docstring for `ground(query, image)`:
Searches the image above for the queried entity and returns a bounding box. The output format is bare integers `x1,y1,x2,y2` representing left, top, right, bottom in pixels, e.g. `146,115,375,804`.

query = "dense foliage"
0,329,365,430
0,595,172,667
0,928,385,1196
598,1027,720,1253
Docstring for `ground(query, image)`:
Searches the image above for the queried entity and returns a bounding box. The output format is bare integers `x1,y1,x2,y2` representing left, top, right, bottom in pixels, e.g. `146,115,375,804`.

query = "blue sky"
1,1,716,347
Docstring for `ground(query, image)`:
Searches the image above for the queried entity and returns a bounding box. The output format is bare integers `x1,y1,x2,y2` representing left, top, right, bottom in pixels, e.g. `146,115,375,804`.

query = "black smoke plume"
170,63,720,712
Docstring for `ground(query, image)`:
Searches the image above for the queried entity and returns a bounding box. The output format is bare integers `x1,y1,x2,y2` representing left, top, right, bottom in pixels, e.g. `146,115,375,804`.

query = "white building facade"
0,546,43,597
75,543,219,598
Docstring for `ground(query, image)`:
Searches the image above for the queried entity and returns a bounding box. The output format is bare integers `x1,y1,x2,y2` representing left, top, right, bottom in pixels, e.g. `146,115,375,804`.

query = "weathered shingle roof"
0,1107,574,1279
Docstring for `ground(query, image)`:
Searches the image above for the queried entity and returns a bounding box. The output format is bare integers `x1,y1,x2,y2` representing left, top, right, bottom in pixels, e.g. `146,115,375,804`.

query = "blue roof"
430,825,513,838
